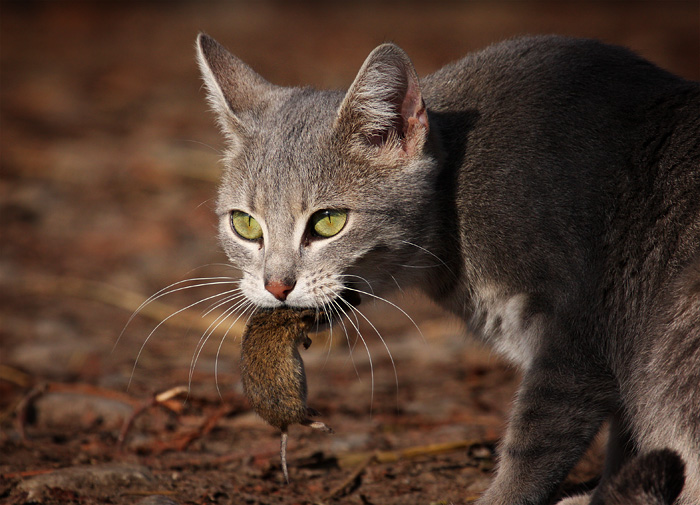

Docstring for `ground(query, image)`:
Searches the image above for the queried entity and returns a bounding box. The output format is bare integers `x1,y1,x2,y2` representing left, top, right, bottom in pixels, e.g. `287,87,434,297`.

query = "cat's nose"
265,280,296,301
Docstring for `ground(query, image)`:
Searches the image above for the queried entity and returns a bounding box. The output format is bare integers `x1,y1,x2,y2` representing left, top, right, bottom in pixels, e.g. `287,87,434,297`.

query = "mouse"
240,307,333,483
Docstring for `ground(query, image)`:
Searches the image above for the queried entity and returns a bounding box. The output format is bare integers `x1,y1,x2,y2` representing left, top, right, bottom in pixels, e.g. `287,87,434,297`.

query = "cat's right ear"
335,43,429,164
196,33,276,147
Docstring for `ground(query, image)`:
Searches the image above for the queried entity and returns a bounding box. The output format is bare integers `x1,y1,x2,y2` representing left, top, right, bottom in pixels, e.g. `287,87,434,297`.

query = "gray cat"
195,33,699,504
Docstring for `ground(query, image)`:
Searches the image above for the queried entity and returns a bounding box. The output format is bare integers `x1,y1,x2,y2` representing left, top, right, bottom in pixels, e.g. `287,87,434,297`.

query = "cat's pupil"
310,209,347,238
231,210,263,241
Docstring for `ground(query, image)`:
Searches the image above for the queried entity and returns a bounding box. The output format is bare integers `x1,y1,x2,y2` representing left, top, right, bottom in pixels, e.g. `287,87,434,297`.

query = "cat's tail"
598,449,685,505
558,449,685,505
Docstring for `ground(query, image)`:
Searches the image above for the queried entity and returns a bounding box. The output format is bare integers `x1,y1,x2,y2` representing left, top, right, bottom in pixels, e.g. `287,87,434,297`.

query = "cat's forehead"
258,89,341,157
222,89,354,212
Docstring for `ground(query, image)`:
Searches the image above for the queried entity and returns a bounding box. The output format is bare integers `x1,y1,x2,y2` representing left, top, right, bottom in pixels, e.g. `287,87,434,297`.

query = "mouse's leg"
301,416,334,433
302,335,312,349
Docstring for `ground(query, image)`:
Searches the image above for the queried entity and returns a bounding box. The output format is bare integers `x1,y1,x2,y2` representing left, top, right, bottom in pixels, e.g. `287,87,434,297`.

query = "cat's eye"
231,211,263,241
310,209,347,238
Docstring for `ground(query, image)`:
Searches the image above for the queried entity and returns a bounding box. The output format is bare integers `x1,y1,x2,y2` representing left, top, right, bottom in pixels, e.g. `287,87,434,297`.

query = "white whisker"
190,296,250,389
201,289,246,317
399,240,456,278
328,292,375,416
214,302,256,398
389,274,405,294
317,293,336,367
128,285,241,389
115,276,241,351
337,274,376,295
335,292,400,411
321,291,361,379
177,138,224,155
342,286,425,343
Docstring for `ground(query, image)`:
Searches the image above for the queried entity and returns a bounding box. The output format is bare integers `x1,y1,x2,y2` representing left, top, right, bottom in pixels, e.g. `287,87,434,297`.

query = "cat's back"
423,35,698,163
422,35,699,313
423,35,695,112
424,35,699,217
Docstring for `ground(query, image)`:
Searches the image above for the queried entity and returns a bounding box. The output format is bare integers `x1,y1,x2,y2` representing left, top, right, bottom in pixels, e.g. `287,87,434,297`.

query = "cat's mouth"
338,288,362,308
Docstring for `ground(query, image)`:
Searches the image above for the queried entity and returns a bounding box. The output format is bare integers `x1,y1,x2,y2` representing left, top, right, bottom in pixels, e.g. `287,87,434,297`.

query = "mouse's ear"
299,309,321,329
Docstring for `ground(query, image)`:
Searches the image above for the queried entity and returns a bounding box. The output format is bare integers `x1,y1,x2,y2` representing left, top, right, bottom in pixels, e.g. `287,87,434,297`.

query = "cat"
195,33,700,504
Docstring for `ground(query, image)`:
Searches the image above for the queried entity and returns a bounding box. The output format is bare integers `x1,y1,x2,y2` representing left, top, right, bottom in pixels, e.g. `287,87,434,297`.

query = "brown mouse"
240,307,333,483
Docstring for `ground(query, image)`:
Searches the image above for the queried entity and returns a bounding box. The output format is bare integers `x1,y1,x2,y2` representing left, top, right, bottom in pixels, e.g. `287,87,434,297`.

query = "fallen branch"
1,468,58,480
336,438,497,469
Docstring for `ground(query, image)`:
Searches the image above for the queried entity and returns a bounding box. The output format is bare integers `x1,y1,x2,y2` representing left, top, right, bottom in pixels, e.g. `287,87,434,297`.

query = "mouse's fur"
240,308,332,482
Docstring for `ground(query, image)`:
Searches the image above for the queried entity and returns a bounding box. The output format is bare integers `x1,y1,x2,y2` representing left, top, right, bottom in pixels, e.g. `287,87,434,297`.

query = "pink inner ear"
401,83,422,127
400,79,429,155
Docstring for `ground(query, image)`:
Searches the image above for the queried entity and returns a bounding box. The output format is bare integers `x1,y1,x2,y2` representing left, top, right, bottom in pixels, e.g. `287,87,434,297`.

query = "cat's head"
196,34,439,311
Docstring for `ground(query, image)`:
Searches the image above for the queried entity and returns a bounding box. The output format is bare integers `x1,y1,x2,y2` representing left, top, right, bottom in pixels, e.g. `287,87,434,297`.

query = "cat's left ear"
335,43,429,160
196,33,278,148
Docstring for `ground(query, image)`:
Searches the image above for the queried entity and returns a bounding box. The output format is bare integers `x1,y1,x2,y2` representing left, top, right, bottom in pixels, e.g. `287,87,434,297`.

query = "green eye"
310,209,347,238
231,211,263,241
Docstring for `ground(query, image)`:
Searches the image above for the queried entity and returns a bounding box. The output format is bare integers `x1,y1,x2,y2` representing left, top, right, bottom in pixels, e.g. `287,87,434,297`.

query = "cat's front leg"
478,353,613,505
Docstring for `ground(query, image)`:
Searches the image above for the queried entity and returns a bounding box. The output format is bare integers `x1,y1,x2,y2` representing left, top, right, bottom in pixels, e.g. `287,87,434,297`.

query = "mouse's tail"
280,430,289,484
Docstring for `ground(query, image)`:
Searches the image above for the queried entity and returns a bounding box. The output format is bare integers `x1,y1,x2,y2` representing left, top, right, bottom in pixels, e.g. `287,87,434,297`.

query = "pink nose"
265,280,295,301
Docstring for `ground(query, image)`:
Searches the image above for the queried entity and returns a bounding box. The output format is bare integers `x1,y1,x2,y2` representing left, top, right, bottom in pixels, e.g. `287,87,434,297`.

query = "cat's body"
196,34,700,504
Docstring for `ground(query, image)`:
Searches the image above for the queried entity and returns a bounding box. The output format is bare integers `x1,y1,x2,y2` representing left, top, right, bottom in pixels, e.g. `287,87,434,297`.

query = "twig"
336,438,497,469
148,404,233,454
1,468,58,480
0,364,33,387
118,386,188,447
325,453,376,500
15,383,48,441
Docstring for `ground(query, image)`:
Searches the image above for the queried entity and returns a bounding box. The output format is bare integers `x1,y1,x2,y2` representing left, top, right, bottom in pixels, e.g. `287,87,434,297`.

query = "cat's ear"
196,33,277,146
335,43,429,161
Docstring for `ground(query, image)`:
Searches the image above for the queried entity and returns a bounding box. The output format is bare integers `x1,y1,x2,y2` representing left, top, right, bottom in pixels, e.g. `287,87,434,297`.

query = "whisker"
328,292,374,416
318,292,335,367
115,276,241,351
214,301,257,398
177,138,224,155
321,291,360,379
389,274,405,295
190,297,250,390
201,290,246,317
336,293,400,411
336,274,376,295
342,286,425,343
127,286,242,389
399,240,456,278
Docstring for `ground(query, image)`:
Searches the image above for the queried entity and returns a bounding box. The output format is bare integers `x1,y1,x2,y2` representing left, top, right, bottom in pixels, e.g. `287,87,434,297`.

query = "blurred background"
1,1,698,503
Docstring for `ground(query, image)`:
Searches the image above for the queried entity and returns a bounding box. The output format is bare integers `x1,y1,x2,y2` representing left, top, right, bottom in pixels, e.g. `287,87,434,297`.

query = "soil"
1,1,698,504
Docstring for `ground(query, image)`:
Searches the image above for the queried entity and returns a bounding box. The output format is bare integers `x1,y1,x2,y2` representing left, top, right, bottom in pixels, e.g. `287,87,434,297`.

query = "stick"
325,453,376,500
118,386,188,447
336,438,497,469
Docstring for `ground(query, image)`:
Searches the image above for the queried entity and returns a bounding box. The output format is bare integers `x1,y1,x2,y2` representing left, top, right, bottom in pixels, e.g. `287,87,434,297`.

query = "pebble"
33,391,132,430
17,463,154,501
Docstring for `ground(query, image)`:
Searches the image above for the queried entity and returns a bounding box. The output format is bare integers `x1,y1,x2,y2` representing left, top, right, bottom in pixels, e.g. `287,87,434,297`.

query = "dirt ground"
1,1,698,504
